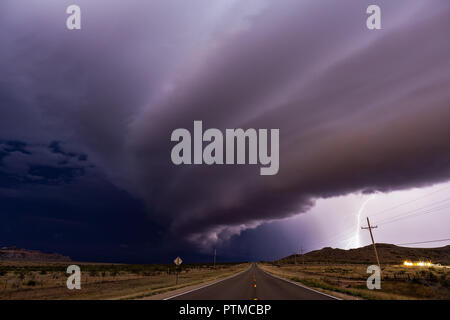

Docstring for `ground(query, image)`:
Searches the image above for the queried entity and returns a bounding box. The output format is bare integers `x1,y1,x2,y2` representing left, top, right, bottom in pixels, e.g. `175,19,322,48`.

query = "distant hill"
278,244,450,265
0,247,71,262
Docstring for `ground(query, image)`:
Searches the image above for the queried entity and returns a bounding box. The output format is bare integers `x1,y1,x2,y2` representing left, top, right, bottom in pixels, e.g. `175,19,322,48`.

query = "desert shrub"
427,271,437,282
440,277,450,288
26,280,37,286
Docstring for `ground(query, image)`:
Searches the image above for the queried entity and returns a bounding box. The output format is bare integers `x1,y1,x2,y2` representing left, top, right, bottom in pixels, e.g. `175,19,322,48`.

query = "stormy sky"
1,0,450,262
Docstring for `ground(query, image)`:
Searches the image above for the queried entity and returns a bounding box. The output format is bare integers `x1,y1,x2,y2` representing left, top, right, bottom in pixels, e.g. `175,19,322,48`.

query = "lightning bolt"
345,194,375,249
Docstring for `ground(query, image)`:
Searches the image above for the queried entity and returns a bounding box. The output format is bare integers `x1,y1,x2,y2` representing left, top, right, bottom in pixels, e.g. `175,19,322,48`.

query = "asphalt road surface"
168,263,336,300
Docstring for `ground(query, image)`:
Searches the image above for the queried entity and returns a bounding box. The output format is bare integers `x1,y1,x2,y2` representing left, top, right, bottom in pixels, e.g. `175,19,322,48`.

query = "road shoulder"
136,264,251,300
258,264,357,300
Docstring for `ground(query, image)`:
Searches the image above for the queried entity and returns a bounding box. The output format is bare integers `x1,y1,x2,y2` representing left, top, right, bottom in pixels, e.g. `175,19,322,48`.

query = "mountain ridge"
0,246,71,262
278,243,450,265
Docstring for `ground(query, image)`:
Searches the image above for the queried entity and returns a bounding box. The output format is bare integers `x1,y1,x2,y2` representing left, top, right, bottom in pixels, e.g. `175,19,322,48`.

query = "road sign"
174,256,182,285
174,256,183,266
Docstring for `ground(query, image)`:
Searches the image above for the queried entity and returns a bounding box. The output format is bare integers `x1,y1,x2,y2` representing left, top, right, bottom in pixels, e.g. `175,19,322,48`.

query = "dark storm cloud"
0,140,91,187
2,0,450,250
49,141,88,162
128,0,450,246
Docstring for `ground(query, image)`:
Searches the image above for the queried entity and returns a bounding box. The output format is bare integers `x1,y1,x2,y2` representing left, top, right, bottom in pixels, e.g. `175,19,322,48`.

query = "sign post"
174,256,183,285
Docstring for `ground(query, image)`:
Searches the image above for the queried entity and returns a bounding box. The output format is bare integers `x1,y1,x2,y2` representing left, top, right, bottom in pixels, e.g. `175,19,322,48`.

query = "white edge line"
258,265,342,300
163,264,252,300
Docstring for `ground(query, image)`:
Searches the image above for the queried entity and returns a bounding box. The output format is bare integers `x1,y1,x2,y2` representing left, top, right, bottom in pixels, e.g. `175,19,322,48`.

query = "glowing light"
403,260,434,267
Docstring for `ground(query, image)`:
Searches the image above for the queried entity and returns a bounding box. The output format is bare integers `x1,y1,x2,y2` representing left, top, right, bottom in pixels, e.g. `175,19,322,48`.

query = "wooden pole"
362,217,381,277
301,246,305,266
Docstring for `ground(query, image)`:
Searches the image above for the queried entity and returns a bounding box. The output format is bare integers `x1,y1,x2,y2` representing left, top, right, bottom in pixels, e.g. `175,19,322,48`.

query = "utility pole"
300,245,304,266
361,217,381,276
213,248,216,269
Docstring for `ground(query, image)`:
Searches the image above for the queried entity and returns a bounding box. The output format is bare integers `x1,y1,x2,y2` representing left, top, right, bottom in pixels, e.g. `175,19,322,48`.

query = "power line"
376,196,450,222
396,238,450,246
378,202,450,226
368,184,450,219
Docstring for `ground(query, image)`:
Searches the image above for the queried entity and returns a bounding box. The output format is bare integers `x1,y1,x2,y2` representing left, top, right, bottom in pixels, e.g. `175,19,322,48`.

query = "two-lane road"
168,263,336,300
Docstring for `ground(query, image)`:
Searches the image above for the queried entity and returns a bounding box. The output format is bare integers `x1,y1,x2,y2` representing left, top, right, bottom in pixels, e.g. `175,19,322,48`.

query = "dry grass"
0,261,249,300
259,263,450,300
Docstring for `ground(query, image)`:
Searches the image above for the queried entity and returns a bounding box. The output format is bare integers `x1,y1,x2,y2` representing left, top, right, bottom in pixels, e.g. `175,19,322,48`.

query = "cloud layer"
2,0,450,249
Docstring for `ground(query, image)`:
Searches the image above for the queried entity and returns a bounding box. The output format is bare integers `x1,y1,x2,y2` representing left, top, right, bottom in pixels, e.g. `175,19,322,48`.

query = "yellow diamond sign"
174,256,183,266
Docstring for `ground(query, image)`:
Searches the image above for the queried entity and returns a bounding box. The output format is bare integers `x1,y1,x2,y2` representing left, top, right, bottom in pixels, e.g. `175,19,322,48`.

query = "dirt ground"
0,261,249,300
260,263,450,300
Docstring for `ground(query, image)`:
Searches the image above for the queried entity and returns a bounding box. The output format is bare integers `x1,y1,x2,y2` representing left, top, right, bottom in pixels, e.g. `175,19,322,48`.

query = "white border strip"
258,265,341,300
164,265,252,300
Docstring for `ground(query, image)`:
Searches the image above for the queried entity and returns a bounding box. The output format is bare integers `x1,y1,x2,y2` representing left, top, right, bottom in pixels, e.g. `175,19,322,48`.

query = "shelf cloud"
1,0,450,251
